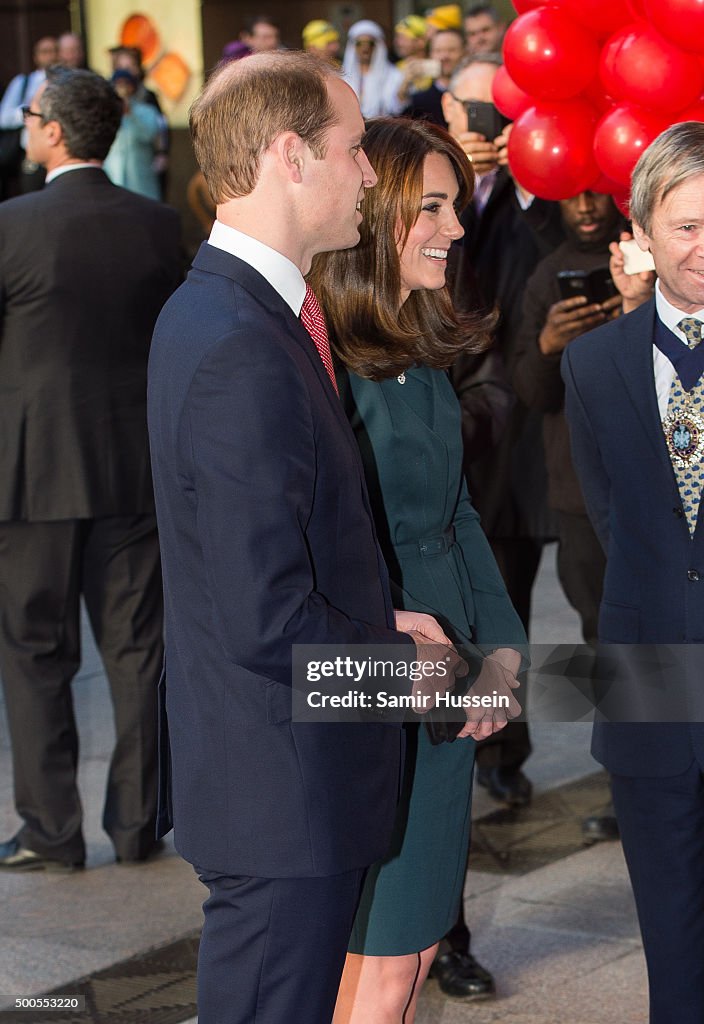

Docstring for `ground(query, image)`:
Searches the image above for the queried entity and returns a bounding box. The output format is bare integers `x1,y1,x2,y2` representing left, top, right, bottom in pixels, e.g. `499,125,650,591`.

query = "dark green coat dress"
343,364,526,955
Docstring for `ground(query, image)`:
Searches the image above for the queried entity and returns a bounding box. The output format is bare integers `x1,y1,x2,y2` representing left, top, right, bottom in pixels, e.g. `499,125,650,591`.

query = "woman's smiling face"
397,152,464,305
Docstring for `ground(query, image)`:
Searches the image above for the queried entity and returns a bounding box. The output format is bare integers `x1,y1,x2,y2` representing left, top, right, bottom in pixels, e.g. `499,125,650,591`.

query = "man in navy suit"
563,121,704,1024
147,52,462,1024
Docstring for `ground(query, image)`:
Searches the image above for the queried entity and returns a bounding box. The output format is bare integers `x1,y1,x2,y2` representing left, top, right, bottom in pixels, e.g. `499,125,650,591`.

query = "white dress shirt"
207,220,306,317
45,163,101,184
653,280,704,418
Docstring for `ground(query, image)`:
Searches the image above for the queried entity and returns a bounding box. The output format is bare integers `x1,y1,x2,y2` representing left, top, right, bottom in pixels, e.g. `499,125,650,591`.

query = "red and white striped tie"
300,284,339,395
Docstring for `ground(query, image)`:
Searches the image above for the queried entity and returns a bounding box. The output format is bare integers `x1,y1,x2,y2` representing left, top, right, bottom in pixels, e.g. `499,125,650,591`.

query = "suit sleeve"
562,346,611,550
185,331,410,683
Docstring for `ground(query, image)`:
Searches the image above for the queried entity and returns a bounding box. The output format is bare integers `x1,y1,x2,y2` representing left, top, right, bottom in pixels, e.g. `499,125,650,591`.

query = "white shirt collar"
208,220,306,316
45,162,102,183
655,278,704,344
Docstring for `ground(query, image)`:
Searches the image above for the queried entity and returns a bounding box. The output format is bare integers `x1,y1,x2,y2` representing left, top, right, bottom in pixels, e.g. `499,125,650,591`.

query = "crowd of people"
0,7,701,1024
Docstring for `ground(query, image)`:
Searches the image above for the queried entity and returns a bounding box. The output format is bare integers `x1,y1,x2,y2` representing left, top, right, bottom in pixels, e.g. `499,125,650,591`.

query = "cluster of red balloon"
493,0,704,207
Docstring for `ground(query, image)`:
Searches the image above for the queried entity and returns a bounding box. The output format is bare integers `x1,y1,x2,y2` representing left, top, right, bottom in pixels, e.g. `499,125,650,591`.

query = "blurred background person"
464,4,507,56
394,14,428,64
342,20,404,118
240,14,280,53
109,45,170,199
302,20,341,64
220,40,252,62
58,31,88,70
402,27,465,126
394,15,431,103
103,69,162,200
311,116,524,1024
0,35,57,198
0,66,180,873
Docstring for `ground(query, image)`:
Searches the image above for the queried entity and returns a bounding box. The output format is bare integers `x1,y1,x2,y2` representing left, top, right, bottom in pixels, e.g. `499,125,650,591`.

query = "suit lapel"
191,243,365,457
609,300,676,476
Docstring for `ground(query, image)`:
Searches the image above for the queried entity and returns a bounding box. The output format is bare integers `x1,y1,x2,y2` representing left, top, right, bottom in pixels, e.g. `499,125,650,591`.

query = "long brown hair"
308,117,494,380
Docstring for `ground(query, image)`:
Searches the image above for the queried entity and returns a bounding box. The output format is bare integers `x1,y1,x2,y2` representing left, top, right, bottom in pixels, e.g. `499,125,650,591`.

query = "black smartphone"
462,100,508,141
557,267,617,305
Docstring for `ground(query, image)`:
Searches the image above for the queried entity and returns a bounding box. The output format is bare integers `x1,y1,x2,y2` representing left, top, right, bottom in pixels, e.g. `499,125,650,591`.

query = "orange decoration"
149,52,190,101
120,14,161,67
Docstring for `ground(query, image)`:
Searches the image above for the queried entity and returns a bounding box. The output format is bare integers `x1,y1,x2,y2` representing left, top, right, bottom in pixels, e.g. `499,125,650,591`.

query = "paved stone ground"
0,544,649,1023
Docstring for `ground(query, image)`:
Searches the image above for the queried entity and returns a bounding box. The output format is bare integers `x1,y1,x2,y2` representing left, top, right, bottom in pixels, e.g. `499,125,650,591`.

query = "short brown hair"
309,117,493,379
190,51,339,202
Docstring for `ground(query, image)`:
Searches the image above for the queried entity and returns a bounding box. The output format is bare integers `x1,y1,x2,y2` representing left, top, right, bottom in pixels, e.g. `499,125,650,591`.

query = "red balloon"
612,188,631,216
492,65,532,120
503,8,601,100
643,0,704,54
625,0,647,17
512,0,543,12
672,101,704,123
590,172,627,194
593,103,667,185
599,24,704,113
580,76,614,114
508,99,600,200
559,0,631,37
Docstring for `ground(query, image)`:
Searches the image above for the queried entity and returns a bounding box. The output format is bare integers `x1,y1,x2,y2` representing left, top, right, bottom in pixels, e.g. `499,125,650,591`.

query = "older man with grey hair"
563,120,704,1024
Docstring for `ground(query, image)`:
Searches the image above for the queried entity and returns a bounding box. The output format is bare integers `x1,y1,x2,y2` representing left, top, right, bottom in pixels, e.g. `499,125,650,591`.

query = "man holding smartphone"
511,192,627,689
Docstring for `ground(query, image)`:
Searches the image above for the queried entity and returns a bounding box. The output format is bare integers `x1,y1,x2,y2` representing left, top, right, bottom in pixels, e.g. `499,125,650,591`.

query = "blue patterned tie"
663,317,704,533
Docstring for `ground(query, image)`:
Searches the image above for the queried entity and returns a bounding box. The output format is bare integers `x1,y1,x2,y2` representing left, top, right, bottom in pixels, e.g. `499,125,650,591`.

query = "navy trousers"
612,760,704,1024
195,866,365,1024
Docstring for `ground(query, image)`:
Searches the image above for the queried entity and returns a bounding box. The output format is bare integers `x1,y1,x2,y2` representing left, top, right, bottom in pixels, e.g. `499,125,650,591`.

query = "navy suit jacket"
147,243,409,877
563,298,704,776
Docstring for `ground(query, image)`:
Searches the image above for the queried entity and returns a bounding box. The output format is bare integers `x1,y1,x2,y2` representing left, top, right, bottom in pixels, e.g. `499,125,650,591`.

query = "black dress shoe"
477,766,533,808
582,813,620,845
430,951,496,1000
0,837,84,873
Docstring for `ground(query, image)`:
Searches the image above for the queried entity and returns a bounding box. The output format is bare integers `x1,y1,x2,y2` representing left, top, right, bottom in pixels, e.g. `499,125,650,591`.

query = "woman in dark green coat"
310,117,525,1023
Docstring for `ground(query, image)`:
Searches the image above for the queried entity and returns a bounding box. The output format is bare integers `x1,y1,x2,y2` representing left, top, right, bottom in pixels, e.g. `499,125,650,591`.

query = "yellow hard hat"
395,15,428,39
302,19,340,50
426,4,463,30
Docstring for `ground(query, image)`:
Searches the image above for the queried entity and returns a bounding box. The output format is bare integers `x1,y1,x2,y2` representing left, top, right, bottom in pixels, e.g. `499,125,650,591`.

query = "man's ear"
440,90,453,122
43,118,64,150
272,131,305,184
631,220,651,253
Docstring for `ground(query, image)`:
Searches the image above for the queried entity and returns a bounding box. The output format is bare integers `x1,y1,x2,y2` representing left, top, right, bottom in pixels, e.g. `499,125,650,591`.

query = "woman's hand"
457,650,521,740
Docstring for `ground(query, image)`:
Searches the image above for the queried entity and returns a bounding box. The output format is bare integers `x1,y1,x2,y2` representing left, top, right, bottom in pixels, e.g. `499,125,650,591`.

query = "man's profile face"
303,77,377,265
633,173,704,314
441,63,497,137
464,13,504,55
430,31,464,80
23,82,50,166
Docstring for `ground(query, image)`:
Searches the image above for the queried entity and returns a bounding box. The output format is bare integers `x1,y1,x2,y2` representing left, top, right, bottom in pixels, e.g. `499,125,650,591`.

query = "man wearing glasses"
0,66,181,873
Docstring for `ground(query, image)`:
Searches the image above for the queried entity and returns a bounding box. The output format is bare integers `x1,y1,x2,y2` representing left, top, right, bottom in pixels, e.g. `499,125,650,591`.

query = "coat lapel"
609,299,677,477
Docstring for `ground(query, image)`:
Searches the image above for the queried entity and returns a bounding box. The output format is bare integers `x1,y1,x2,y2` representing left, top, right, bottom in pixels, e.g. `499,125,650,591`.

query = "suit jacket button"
688,569,700,582
673,507,684,517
